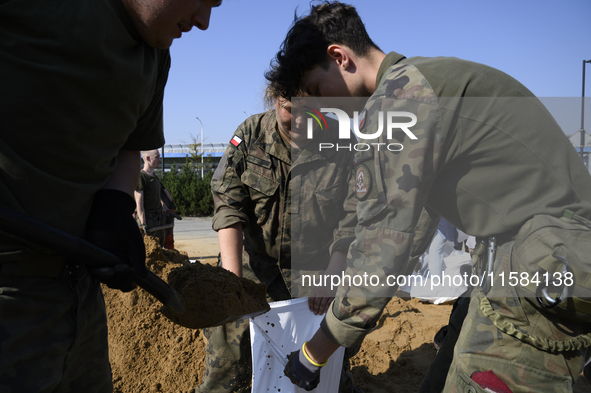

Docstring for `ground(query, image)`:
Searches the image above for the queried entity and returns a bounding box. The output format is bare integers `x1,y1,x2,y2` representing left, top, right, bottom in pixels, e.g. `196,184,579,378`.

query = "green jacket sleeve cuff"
320,301,373,348
211,208,249,231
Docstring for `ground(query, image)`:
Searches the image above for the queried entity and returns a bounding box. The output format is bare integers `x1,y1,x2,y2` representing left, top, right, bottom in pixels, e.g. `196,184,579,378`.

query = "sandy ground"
172,217,220,262
175,239,220,263
104,229,591,393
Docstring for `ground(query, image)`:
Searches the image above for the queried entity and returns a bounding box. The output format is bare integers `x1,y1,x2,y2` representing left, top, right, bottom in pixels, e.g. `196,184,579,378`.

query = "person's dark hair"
265,1,380,99
263,81,281,109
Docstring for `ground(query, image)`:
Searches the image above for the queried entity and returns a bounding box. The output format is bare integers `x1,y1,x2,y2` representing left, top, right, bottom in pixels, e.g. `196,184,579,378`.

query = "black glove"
85,189,146,292
284,342,325,391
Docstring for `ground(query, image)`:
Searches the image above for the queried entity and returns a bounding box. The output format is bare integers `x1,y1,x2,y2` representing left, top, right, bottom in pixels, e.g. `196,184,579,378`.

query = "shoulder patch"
230,135,242,147
358,109,366,131
355,164,372,200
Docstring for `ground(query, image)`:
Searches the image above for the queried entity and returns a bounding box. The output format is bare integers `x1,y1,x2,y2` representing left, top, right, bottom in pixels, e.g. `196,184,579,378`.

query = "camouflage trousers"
196,255,359,393
0,270,112,393
146,210,166,247
164,209,175,250
443,241,591,393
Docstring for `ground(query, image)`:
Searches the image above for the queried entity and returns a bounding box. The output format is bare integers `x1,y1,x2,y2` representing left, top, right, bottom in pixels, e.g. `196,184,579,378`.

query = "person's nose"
192,5,212,31
294,113,305,130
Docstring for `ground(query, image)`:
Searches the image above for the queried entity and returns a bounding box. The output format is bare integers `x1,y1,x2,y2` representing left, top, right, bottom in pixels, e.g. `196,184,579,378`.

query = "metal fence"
158,138,591,173
162,143,228,155
159,143,227,173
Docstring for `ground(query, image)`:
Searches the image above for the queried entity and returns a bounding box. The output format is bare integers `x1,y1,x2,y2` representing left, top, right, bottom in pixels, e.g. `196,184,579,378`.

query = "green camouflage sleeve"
408,206,441,265
329,162,358,255
330,180,439,261
321,64,444,347
210,127,250,232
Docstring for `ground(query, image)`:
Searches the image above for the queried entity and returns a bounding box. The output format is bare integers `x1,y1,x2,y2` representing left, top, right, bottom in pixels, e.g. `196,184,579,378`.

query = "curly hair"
265,1,380,99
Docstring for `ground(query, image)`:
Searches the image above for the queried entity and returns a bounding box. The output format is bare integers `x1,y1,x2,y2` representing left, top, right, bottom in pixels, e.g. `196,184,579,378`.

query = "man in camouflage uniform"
197,94,361,393
265,2,591,392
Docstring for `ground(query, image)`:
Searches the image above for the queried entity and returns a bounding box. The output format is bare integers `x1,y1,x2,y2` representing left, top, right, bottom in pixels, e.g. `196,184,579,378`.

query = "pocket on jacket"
241,169,279,226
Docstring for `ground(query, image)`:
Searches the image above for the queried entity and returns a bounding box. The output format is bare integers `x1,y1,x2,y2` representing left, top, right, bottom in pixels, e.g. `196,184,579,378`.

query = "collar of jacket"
376,51,407,88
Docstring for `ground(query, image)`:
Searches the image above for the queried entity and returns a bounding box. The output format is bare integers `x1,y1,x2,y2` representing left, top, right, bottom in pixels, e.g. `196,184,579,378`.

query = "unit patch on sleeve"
355,164,372,200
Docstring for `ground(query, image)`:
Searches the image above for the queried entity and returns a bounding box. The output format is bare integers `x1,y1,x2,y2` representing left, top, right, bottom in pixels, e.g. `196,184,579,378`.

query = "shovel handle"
135,273,186,314
0,204,185,314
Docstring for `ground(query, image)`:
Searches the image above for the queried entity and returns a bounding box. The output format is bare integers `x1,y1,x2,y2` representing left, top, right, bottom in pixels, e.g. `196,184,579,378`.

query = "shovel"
0,204,186,314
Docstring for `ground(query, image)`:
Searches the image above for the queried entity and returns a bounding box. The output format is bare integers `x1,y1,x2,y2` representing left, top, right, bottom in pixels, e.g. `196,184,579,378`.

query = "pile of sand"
103,236,450,392
103,237,206,393
103,237,591,392
349,297,451,393
163,262,269,329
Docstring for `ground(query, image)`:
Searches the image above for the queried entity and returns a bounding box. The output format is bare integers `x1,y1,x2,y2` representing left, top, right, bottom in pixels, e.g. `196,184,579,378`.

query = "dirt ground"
103,236,591,393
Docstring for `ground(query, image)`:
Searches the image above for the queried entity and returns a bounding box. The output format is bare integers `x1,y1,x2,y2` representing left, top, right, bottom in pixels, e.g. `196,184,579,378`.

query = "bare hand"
307,287,335,315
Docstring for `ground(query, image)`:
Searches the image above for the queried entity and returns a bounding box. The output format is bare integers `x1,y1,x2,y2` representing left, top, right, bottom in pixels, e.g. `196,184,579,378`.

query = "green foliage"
188,140,202,165
188,137,216,164
159,163,214,217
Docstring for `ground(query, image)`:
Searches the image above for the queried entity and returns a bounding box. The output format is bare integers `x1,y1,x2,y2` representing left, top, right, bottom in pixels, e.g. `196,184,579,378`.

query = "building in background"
159,143,226,175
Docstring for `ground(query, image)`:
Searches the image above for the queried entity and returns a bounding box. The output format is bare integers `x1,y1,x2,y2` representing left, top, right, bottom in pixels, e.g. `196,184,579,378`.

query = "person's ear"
327,45,352,70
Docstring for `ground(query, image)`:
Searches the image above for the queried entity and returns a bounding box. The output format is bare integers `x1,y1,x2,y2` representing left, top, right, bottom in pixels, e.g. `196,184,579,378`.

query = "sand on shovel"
161,261,270,329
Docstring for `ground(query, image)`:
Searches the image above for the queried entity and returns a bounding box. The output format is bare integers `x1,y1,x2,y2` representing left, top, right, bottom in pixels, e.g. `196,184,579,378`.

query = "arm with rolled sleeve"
210,128,251,277
329,162,358,256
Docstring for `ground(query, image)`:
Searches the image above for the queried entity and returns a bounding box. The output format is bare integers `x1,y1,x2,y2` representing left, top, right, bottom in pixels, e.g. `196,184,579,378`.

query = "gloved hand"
284,342,326,391
85,189,147,292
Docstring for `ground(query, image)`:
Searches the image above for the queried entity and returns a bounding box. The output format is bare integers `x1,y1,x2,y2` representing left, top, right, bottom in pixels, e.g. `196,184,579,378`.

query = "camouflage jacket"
211,110,354,277
322,52,591,347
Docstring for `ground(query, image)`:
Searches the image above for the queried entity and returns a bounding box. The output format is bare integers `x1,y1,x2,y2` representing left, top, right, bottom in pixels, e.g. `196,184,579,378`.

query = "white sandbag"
408,250,473,304
465,236,476,250
250,298,345,392
410,277,468,304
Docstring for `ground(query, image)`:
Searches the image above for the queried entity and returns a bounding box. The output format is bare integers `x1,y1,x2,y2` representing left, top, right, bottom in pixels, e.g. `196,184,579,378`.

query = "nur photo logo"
304,106,419,152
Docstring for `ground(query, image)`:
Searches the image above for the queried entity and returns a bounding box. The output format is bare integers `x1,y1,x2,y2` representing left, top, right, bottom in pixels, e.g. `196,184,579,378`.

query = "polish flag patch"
230,135,242,147
358,109,366,130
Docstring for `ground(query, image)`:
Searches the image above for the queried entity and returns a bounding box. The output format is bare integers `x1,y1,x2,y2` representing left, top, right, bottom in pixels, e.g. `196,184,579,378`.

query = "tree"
160,162,214,217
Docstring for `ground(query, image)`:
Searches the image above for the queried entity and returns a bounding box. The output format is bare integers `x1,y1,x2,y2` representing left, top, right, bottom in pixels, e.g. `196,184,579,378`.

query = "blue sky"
162,0,591,147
